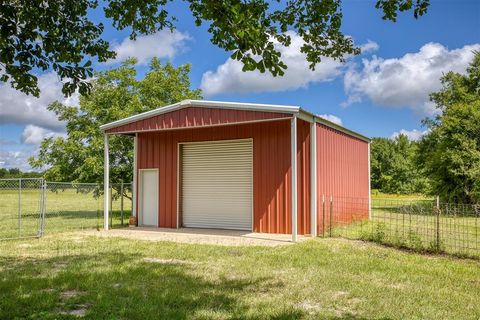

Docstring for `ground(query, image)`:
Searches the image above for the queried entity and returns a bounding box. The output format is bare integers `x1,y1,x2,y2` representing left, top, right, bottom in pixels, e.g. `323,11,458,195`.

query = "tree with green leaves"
417,52,480,203
29,58,201,189
1,0,429,97
370,135,429,195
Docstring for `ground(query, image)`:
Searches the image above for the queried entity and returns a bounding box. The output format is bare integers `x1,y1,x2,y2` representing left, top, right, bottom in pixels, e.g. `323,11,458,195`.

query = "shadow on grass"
0,250,310,319
44,210,130,220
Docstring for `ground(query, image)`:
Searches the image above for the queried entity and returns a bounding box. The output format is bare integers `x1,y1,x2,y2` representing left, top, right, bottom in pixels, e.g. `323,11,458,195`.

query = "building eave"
100,99,300,131
100,99,370,142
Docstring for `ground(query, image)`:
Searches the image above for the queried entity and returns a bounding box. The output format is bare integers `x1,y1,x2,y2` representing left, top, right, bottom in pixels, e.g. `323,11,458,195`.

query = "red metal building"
101,100,370,240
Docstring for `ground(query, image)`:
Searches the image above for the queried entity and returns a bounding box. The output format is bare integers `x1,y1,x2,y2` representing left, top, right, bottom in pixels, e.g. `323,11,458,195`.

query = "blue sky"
1,0,479,171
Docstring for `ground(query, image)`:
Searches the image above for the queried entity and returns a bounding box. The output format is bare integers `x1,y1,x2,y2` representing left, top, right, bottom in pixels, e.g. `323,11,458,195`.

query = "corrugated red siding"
316,123,369,235
106,106,289,134
297,119,311,235
136,119,312,235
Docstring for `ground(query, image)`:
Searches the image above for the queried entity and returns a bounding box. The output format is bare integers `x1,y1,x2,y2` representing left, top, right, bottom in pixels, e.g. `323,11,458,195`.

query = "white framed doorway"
139,169,159,226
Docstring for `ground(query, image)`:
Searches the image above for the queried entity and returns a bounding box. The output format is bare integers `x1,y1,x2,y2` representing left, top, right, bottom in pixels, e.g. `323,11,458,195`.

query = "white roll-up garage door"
181,139,253,230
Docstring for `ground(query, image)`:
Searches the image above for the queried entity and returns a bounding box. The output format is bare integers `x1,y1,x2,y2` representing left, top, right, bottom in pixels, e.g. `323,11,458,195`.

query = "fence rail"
325,196,480,258
0,178,132,240
1,178,479,258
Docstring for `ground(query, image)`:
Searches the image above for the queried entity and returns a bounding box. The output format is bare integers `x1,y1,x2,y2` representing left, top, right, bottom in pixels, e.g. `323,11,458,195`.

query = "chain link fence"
2,178,479,258
324,196,480,259
0,179,132,240
0,178,45,239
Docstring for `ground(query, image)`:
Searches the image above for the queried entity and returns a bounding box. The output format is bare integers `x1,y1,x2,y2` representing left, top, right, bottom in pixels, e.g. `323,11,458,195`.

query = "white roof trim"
99,99,300,131
100,99,370,142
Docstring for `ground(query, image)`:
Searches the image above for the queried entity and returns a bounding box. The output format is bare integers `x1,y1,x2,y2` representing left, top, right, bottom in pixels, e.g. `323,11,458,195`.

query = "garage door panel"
181,140,253,231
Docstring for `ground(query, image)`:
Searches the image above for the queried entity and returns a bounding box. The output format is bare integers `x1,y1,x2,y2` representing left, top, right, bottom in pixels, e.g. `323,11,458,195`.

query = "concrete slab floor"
89,227,310,247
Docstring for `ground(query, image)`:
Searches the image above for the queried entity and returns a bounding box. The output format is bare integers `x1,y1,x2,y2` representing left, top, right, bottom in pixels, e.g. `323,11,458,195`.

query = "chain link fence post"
435,196,440,252
97,183,101,230
39,179,46,237
18,178,22,235
120,181,124,226
109,185,113,228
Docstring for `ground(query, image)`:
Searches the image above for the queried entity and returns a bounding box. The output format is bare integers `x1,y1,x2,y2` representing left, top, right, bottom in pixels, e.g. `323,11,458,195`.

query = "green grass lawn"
370,192,434,201
331,199,480,258
1,187,478,258
0,233,478,319
0,187,131,239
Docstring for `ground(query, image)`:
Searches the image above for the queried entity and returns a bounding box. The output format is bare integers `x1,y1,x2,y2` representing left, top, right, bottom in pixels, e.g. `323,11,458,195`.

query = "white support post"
132,133,138,218
291,116,298,242
310,120,317,237
368,142,371,220
104,134,110,231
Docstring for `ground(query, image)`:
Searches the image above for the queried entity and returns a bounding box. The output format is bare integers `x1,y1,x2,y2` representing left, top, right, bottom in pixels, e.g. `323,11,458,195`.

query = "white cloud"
360,40,379,54
391,129,428,141
109,30,190,65
318,114,343,126
200,31,346,96
343,42,480,115
0,150,33,171
0,72,78,131
21,124,66,145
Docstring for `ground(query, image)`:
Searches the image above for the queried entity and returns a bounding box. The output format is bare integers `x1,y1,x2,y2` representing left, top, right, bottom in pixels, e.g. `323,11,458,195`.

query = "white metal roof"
100,99,370,142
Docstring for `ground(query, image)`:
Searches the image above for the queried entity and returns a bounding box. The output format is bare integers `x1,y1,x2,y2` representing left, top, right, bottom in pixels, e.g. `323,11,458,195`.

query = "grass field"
0,186,131,239
1,187,479,257
331,198,480,258
0,233,478,319
370,192,434,201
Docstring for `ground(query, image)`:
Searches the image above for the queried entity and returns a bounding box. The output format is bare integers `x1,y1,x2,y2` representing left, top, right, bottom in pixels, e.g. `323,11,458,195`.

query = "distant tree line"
370,135,430,195
0,168,43,179
371,51,480,203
